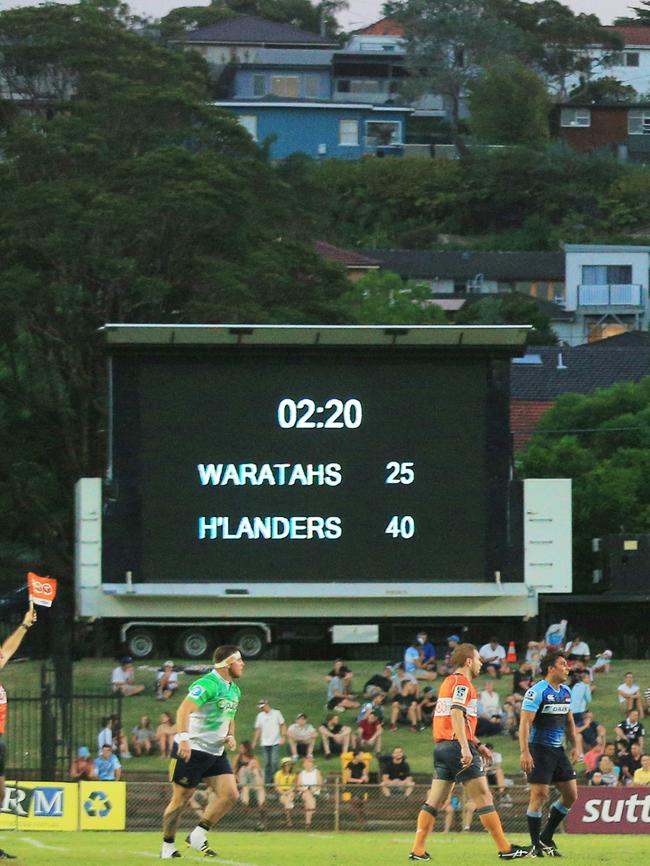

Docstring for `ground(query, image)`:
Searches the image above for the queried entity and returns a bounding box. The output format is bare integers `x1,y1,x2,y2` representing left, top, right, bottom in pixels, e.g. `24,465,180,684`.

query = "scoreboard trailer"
75,324,572,659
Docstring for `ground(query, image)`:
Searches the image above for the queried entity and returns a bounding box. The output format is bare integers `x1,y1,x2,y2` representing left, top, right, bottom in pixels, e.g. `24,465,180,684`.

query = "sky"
0,0,641,27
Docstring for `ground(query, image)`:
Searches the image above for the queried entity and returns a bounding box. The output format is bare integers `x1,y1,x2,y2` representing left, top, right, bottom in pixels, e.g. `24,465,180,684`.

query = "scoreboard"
102,325,527,589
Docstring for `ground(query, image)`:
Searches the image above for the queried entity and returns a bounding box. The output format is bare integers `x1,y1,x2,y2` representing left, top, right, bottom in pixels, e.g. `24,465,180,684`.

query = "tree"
384,0,524,134
454,294,558,344
615,2,650,24
518,378,650,591
468,61,551,146
338,271,448,324
568,75,638,105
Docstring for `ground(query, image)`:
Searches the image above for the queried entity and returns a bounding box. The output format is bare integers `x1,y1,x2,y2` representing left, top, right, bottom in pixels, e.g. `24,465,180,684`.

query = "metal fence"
127,782,537,833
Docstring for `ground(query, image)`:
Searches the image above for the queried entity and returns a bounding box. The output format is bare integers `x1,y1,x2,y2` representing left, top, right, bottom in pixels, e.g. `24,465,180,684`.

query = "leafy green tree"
454,294,558,344
338,271,448,324
568,75,638,105
519,379,650,590
468,61,551,146
615,1,650,24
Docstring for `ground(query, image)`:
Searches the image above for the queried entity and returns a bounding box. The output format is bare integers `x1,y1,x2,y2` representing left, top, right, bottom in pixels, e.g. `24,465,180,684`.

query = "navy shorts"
169,742,233,789
527,743,576,785
434,740,484,783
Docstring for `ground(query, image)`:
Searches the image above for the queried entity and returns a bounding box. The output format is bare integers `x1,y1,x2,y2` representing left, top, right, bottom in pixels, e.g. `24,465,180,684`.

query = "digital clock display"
104,348,512,584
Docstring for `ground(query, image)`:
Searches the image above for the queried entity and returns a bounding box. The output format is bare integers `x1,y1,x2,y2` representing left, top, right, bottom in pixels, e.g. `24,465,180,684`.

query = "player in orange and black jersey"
0,604,38,860
409,643,532,861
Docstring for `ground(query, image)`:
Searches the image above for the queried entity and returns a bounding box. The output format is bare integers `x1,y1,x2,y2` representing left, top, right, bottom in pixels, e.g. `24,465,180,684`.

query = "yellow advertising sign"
79,781,126,830
0,781,78,831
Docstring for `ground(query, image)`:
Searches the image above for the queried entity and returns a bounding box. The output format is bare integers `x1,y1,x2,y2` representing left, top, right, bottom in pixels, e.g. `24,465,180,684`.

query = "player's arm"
451,707,472,767
176,697,200,760
0,605,37,669
565,710,580,763
225,719,237,751
519,710,536,773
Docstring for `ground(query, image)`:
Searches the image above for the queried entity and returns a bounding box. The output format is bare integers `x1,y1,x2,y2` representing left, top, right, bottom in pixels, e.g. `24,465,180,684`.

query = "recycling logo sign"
84,791,111,818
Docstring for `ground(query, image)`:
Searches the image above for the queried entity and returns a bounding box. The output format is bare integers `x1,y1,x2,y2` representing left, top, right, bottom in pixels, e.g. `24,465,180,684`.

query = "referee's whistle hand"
460,747,472,767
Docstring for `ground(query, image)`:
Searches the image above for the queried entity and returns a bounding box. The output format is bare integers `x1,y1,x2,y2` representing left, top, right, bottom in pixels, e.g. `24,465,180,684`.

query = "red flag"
27,572,58,608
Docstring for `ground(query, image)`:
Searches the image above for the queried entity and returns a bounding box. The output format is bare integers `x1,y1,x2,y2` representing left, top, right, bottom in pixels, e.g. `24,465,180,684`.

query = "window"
560,108,591,128
270,76,299,98
365,120,401,146
305,76,318,98
351,79,382,94
582,265,632,284
339,119,359,146
336,79,351,93
626,52,640,67
629,109,650,135
609,51,624,66
252,75,265,97
238,114,258,141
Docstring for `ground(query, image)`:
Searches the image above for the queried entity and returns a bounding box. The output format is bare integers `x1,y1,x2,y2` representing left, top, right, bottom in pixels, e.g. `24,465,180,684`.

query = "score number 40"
385,462,415,538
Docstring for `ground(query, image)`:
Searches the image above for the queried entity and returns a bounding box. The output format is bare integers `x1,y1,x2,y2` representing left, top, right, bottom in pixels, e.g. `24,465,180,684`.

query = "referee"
0,603,37,860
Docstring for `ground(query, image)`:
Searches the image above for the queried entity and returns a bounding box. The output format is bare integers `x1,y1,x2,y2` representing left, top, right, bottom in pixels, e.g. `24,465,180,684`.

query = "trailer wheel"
126,628,157,659
232,627,266,660
176,628,210,659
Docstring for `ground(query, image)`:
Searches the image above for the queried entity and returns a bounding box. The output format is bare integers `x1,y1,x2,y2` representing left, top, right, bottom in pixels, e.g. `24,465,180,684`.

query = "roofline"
564,244,650,253
177,38,337,47
100,323,531,350
213,100,413,112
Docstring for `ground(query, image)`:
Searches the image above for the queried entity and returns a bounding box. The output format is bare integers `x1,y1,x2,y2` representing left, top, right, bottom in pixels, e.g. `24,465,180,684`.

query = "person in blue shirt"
570,671,592,725
519,651,578,858
94,744,122,781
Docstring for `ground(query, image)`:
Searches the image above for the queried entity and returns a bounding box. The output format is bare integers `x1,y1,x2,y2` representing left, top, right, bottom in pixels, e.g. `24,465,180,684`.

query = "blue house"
213,99,412,159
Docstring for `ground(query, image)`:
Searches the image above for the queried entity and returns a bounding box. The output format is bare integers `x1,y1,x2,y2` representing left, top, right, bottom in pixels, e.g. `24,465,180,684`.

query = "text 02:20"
278,398,363,429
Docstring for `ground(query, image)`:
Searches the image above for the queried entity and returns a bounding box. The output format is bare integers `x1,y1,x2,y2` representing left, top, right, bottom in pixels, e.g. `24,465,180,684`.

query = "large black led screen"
104,349,511,584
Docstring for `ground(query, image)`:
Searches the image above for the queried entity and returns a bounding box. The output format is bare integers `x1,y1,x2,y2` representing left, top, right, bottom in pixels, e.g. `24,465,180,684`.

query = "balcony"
577,284,644,307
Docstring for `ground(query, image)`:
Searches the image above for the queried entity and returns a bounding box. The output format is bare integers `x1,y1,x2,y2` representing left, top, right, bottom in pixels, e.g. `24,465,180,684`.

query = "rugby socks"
188,825,208,850
541,801,570,843
527,810,542,847
412,804,437,855
476,804,510,854
198,819,211,832
161,840,178,858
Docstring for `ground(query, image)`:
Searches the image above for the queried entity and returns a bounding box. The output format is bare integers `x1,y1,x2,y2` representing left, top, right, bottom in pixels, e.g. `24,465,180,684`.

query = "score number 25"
385,462,415,538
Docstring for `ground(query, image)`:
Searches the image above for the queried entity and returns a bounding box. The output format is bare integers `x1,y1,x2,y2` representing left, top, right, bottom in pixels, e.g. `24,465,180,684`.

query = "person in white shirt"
287,713,318,759
97,716,115,753
618,672,643,717
296,756,323,828
252,699,286,784
478,638,509,677
479,680,503,722
111,656,145,697
565,636,590,663
156,661,179,701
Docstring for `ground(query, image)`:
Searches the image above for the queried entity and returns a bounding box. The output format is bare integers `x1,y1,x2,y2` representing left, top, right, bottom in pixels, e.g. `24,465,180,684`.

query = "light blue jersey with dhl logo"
521,679,571,748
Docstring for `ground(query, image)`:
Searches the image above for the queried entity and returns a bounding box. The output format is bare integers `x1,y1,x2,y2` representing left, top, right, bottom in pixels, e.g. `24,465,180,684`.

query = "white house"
565,25,650,98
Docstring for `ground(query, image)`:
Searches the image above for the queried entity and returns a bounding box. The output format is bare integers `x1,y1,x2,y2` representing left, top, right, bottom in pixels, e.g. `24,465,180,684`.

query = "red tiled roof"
353,17,405,37
510,400,554,452
314,241,380,268
602,25,650,46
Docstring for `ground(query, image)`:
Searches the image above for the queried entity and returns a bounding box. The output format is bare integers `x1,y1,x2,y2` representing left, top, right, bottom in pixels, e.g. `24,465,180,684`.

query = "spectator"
616,709,645,751
111,656,145,697
644,687,650,716
617,672,643,716
363,665,394,699
389,681,423,733
479,680,504,729
380,747,414,797
155,711,176,758
155,660,179,701
238,754,266,827
318,713,351,758
115,724,131,760
97,716,115,753
478,637,509,677
565,635,591,664
94,744,122,781
274,757,297,826
597,755,621,787
70,746,94,781
296,756,322,828
355,710,383,753
343,749,368,828
525,641,542,676
484,742,507,797
356,693,386,725
232,740,256,775
130,715,154,756
404,639,437,682
417,631,437,668
589,771,608,787
419,688,437,726
326,659,353,694
589,649,613,679
575,710,606,757
252,698,286,785
326,672,359,712
504,665,533,736
570,671,592,725
583,742,605,776
618,742,643,785
287,713,318,760
633,754,650,786
438,635,461,677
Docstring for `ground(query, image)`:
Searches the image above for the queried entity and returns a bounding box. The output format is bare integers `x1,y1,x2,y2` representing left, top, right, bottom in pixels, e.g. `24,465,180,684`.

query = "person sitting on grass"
131,715,155,756
404,639,437,682
318,713,351,759
155,711,176,758
419,688,437,726
326,672,359,712
287,713,318,760
238,755,266,829
156,661,179,701
380,746,414,797
617,672,644,717
274,757,297,826
111,656,145,697
390,681,423,732
355,710,383,753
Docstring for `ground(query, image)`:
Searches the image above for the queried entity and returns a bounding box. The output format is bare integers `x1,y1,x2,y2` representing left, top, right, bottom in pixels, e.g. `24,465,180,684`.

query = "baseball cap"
163,660,174,667
78,746,90,758
257,698,269,707
280,756,293,766
295,713,306,720
447,634,460,643
120,655,133,664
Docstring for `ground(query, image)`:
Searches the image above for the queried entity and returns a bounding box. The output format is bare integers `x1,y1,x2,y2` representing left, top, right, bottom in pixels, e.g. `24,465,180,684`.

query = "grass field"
0,831,646,865
3,657,650,777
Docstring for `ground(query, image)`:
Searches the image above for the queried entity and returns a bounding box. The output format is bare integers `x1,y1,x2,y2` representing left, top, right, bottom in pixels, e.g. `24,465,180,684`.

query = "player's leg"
187,769,238,856
539,778,578,857
410,778,454,859
526,782,549,852
464,772,531,859
162,783,194,858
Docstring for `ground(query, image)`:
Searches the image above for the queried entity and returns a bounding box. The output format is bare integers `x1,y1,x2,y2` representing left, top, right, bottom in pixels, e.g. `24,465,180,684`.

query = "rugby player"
161,645,244,859
409,643,531,861
0,603,37,860
519,650,578,858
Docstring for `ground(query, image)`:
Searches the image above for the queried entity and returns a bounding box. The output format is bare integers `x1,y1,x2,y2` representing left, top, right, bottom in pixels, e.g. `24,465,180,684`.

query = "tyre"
176,628,210,659
126,628,157,659
232,627,266,660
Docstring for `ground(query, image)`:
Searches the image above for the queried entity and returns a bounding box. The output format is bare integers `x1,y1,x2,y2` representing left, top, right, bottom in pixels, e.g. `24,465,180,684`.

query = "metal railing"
577,284,644,307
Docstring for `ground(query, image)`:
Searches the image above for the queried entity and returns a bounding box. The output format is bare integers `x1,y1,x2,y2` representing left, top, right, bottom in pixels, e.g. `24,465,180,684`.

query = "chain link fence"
127,781,536,833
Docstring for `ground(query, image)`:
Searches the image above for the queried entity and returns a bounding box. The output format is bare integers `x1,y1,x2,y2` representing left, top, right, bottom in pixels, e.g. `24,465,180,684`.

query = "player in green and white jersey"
161,644,245,859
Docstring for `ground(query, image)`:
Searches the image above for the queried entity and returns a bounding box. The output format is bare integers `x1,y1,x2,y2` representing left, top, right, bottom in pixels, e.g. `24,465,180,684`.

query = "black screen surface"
105,349,510,584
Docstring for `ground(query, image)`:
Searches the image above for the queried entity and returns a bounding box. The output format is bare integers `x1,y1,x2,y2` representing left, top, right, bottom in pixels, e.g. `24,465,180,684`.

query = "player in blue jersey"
519,651,578,858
